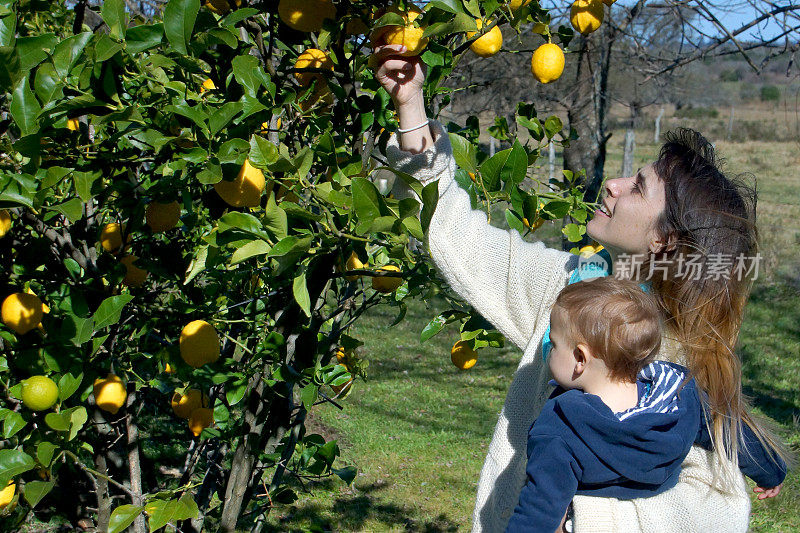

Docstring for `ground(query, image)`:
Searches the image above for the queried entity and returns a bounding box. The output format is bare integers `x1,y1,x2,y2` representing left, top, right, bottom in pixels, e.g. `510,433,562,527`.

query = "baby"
506,276,786,533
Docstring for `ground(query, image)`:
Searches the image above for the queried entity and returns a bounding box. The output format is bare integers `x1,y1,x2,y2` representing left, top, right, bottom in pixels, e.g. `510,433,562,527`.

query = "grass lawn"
264,137,800,532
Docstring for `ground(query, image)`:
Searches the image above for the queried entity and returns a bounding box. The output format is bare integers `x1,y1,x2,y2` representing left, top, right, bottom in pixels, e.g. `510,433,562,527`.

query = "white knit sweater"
385,122,751,533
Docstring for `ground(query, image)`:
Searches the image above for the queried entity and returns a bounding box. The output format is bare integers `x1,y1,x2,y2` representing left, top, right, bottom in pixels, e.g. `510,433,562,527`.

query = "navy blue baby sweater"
506,361,786,533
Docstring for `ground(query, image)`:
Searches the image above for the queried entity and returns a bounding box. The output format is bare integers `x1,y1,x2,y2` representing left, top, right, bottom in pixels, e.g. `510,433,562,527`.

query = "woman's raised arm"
374,49,574,351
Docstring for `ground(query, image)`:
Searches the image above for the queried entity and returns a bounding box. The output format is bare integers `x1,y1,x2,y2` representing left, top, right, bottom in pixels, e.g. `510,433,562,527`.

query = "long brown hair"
645,128,789,486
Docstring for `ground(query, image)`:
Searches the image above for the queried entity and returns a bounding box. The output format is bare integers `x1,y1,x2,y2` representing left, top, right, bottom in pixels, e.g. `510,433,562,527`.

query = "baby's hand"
753,484,782,500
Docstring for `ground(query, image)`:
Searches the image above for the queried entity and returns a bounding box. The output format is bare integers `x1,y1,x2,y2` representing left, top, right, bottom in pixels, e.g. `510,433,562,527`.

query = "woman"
373,45,786,532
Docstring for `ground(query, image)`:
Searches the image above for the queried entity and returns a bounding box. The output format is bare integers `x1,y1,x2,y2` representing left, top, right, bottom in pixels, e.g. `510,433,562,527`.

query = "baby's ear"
573,343,591,364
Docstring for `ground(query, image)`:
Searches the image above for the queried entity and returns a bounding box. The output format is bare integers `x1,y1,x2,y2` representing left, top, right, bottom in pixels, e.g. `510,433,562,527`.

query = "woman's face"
586,163,667,255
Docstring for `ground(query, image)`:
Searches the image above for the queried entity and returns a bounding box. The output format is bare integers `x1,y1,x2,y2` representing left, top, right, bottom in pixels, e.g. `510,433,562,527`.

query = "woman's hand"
372,44,433,154
373,44,426,107
753,483,782,500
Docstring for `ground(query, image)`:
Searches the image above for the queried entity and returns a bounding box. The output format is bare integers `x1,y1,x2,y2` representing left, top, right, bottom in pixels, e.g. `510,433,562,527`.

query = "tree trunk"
126,387,146,533
654,106,664,143
548,142,556,182
727,104,735,140
622,104,639,178
92,409,113,533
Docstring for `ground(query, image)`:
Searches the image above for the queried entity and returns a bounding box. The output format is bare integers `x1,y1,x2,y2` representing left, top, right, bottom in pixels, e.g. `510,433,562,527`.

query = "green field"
263,131,800,531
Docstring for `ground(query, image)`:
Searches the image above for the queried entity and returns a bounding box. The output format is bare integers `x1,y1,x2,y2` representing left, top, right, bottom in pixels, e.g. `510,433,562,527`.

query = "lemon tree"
0,0,594,531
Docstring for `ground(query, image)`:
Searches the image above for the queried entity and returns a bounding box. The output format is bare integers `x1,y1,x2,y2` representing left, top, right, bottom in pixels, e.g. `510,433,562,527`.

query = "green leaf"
196,164,222,185
217,138,249,164
44,412,69,431
263,192,288,240
163,0,200,55
10,76,41,136
0,449,35,487
448,133,478,173
109,505,145,533
225,378,247,406
480,144,527,191
51,32,93,79
420,180,439,234
218,212,263,235
0,5,15,47
300,383,318,410
333,465,357,485
3,411,25,439
220,8,259,26
101,0,127,40
125,23,164,54
0,171,35,207
23,480,54,508
231,240,270,264
33,62,61,104
145,494,198,532
72,170,99,203
293,269,311,318
50,198,83,223
36,442,57,467
544,115,563,139
93,294,134,331
421,313,448,342
185,245,208,284
427,0,461,13
351,177,384,223
402,217,424,240
231,54,262,96
68,316,94,347
58,372,83,402
562,223,586,242
0,45,21,93
68,407,88,441
249,135,279,168
208,102,242,135
16,34,57,71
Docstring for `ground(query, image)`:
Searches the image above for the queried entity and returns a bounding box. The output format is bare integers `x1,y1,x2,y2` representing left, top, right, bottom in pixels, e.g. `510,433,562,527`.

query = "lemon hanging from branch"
570,0,604,35
531,43,565,84
467,20,503,58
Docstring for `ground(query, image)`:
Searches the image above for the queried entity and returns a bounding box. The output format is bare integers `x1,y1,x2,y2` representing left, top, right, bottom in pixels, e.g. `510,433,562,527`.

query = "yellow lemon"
21,376,59,411
120,255,148,288
467,20,503,58
93,373,127,414
294,48,334,87
0,210,11,238
214,159,266,207
509,0,532,9
24,287,49,314
372,6,428,57
204,0,241,15
66,118,80,131
0,482,14,509
180,320,220,368
99,222,127,253
570,0,604,35
371,265,403,293
278,0,336,32
200,77,216,94
145,201,181,232
188,407,214,437
451,340,478,370
171,389,210,419
2,292,44,335
531,43,565,84
344,251,365,282
164,362,176,374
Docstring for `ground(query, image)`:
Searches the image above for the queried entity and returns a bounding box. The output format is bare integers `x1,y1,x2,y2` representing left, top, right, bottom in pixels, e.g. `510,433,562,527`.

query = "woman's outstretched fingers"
753,484,782,499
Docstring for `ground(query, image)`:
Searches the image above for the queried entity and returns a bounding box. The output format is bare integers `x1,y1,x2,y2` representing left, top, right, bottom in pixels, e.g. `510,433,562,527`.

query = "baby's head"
548,277,662,389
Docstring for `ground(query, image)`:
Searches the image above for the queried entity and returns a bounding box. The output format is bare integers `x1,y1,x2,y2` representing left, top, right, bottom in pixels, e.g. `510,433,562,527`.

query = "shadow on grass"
269,481,460,532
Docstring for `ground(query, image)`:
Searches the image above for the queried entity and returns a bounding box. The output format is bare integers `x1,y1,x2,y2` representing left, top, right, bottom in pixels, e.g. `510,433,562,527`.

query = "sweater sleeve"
695,409,787,488
384,121,574,351
505,433,581,533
